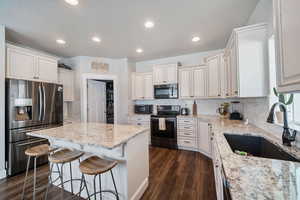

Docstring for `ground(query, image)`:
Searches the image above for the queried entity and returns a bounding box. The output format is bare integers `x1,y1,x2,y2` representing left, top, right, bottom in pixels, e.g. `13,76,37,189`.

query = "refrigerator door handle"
38,84,43,121
42,84,46,121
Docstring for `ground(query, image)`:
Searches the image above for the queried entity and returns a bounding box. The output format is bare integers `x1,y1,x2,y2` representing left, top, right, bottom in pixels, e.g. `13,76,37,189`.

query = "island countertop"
28,122,149,149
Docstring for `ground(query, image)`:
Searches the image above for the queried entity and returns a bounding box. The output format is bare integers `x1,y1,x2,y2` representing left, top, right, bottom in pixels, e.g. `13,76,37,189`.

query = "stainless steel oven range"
150,105,180,149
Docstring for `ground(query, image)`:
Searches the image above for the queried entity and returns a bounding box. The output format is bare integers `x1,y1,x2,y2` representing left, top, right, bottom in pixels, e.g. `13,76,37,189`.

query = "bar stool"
79,156,119,200
21,144,57,200
45,148,89,200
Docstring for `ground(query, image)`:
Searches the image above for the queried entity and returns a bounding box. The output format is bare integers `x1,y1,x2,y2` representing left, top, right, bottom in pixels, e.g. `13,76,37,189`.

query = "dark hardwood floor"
0,147,216,200
141,147,216,200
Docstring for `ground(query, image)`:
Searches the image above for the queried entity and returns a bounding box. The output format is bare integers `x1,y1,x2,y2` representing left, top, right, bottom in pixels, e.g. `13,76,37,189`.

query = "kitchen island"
28,122,150,200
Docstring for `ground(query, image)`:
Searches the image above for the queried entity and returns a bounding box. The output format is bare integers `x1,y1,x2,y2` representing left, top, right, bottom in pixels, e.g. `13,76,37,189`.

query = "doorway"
81,74,118,124
87,79,114,123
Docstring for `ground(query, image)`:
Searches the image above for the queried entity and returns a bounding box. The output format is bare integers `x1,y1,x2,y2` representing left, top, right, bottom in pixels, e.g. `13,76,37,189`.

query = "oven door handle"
151,118,177,122
16,139,48,147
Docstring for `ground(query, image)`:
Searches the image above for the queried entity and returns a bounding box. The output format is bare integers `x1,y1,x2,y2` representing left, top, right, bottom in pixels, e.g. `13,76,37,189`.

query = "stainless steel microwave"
134,105,153,114
154,84,178,99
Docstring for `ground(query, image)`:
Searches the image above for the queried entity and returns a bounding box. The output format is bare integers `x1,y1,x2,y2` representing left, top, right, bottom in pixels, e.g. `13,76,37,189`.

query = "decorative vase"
275,111,284,124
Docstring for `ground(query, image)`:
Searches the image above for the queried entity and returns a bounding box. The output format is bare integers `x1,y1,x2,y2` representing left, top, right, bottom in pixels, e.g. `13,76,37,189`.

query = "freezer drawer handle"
16,139,47,147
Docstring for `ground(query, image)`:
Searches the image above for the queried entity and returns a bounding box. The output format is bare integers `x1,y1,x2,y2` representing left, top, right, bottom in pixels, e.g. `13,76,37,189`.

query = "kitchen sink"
224,133,300,162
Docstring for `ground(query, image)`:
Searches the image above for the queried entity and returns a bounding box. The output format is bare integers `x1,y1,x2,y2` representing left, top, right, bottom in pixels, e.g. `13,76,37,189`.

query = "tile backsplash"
134,97,300,148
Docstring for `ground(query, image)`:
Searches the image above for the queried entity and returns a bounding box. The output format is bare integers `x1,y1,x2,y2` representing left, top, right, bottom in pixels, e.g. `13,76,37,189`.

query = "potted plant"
273,88,294,124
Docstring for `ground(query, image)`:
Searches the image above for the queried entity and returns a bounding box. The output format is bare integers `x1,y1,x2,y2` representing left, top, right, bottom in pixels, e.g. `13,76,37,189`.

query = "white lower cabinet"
212,140,224,200
198,121,212,157
129,115,151,144
177,117,212,157
177,118,198,150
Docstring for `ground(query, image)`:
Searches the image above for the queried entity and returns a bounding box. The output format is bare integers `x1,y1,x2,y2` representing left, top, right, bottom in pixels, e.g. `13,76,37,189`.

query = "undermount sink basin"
224,133,300,162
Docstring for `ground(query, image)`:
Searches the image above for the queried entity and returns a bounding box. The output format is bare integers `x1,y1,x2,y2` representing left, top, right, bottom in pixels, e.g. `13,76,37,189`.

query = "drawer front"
178,118,195,125
178,124,194,131
178,129,196,137
178,137,197,148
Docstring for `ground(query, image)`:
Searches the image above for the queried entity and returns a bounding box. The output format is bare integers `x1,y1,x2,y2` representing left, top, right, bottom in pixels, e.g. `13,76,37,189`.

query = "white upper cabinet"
179,66,207,99
274,0,300,93
193,66,207,98
144,73,153,99
220,54,229,97
37,56,58,83
6,44,59,83
206,54,221,98
132,72,153,100
6,46,36,80
58,68,75,102
153,63,178,85
179,68,193,98
225,23,269,97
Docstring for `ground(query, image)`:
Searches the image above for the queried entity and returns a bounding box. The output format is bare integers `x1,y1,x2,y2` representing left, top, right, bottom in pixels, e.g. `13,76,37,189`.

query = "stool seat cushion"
80,156,118,175
49,148,84,164
25,144,56,157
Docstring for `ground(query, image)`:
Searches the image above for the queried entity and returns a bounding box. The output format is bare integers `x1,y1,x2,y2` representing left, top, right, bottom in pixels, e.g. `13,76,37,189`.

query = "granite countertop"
195,116,300,200
28,122,149,149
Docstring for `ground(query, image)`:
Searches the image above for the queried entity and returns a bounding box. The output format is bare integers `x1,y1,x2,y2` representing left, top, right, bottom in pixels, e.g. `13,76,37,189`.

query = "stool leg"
60,163,65,199
21,156,31,200
82,174,90,200
33,157,37,200
110,170,119,200
93,175,97,200
98,174,102,200
78,174,84,197
45,162,54,200
69,162,73,194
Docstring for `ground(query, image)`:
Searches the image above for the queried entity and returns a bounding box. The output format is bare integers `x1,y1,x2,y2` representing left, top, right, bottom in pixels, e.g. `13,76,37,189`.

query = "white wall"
247,0,273,35
61,56,132,124
0,25,6,178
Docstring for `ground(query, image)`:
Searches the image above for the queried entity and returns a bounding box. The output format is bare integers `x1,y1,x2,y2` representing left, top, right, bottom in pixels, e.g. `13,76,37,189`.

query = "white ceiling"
0,0,259,61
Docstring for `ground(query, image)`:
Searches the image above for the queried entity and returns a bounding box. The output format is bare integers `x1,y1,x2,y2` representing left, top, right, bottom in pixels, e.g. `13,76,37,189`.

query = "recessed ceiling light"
136,48,143,53
65,0,79,6
192,36,200,42
144,21,155,29
92,37,101,43
56,39,66,44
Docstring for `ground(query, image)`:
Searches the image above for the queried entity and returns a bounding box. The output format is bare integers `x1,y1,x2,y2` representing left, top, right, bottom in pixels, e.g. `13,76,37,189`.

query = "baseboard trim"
0,169,6,180
130,177,149,200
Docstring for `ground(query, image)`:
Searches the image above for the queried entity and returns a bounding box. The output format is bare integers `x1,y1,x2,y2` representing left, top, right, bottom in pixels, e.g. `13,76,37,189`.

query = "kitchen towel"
158,118,166,131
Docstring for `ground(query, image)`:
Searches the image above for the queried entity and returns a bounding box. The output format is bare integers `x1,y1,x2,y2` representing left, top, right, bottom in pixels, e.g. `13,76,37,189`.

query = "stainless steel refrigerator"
5,78,63,176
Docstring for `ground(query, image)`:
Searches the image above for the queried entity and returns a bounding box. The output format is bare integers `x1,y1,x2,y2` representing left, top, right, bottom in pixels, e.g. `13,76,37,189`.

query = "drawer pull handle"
184,141,190,143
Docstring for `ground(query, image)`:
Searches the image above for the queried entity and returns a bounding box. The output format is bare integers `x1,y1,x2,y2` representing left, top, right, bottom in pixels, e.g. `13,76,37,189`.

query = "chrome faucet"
267,102,297,146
